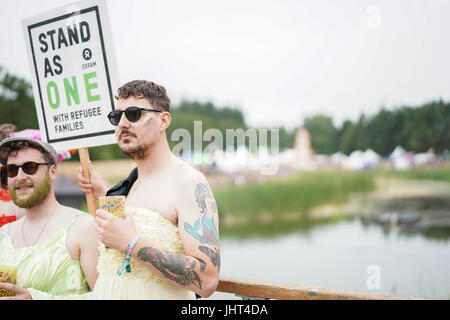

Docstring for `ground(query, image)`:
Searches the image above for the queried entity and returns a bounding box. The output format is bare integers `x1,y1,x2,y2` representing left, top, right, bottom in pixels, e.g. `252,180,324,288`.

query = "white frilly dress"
91,207,196,300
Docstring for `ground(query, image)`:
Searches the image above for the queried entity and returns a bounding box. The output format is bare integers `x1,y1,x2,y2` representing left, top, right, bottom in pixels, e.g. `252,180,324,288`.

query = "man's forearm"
131,239,216,297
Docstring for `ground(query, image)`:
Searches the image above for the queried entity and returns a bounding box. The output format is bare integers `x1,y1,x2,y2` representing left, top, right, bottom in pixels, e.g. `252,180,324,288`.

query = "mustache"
13,180,33,189
119,129,136,139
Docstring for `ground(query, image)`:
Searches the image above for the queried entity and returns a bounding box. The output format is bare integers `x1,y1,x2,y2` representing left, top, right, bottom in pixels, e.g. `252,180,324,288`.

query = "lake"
62,168,449,300
208,217,450,300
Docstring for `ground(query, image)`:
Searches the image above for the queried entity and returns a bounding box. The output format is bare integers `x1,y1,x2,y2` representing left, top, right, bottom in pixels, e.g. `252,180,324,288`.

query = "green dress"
0,213,91,299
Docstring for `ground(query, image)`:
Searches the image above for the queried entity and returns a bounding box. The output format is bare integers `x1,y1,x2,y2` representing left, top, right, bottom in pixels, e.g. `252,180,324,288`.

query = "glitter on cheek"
145,113,153,126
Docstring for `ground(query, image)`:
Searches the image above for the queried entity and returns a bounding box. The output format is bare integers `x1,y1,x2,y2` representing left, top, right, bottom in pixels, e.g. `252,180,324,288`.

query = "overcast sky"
1,0,449,129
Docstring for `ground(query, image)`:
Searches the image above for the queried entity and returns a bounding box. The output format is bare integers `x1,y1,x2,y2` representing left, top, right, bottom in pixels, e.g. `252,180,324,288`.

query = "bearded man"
0,138,99,300
79,80,220,299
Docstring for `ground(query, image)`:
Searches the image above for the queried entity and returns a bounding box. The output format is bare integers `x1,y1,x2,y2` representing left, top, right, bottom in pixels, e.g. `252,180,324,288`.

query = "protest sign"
22,0,120,213
22,0,118,151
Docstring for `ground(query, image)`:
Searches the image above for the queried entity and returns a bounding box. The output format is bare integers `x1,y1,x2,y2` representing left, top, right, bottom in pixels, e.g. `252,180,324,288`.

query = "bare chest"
125,180,179,226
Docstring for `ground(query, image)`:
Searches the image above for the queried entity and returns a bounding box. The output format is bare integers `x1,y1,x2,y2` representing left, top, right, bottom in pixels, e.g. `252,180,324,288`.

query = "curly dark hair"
0,140,54,165
115,80,170,112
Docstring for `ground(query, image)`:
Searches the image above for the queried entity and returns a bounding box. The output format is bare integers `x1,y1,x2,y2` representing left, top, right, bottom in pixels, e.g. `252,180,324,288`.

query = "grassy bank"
213,170,376,220
378,167,450,184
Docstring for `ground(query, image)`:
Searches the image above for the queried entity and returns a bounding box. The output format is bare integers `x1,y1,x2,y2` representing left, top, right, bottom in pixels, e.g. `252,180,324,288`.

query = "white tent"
363,149,381,168
343,150,365,170
389,145,406,159
389,145,411,170
213,146,260,173
330,152,347,166
279,149,297,166
414,151,436,166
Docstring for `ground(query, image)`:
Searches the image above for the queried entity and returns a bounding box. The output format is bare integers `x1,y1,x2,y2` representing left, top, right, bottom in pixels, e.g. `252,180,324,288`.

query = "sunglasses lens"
22,162,39,175
108,111,122,125
125,107,142,122
108,107,144,125
6,165,19,178
5,162,41,177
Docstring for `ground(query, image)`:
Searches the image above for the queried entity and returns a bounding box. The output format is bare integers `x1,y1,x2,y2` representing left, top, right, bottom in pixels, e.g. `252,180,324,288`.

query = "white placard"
22,0,119,151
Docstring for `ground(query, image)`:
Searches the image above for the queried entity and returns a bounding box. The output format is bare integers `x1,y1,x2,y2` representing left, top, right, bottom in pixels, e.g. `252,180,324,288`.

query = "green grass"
213,170,376,219
378,168,450,184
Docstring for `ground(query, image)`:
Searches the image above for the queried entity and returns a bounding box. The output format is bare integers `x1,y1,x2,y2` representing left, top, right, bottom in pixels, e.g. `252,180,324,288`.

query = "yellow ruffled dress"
91,207,196,300
0,213,91,299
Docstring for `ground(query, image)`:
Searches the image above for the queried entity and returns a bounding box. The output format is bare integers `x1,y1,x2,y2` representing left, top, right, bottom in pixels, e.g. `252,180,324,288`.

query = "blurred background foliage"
1,65,449,160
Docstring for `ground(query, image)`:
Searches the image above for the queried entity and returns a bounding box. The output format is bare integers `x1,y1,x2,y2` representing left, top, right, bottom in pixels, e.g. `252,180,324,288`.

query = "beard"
118,130,153,160
122,145,150,160
8,171,51,208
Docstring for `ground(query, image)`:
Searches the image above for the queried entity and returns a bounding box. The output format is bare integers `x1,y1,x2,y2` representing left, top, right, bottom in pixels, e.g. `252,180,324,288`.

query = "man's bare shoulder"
0,218,21,234
0,216,22,242
75,211,95,229
170,156,217,215
0,222,13,242
63,207,97,251
171,155,208,186
62,206,95,232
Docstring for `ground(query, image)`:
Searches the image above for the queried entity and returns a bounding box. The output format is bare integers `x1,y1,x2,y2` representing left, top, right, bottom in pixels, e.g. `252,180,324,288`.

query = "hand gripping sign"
22,0,120,214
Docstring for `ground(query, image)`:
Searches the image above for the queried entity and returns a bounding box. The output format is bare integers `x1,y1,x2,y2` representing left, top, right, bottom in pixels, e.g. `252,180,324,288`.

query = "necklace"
21,205,58,247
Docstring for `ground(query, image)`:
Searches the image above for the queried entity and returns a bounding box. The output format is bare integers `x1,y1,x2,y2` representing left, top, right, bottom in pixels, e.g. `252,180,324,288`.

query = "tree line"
302,100,449,156
0,66,448,159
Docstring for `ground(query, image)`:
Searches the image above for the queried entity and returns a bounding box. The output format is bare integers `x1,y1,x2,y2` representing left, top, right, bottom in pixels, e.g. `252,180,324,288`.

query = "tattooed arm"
130,172,220,298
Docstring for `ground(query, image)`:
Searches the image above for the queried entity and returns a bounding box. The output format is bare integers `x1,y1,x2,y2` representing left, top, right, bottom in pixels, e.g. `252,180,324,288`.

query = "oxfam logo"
83,48,92,61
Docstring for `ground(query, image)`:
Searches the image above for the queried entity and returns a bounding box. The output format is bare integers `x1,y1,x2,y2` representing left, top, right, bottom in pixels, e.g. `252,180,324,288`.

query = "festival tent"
414,150,436,166
342,150,365,170
362,148,381,168
278,149,297,167
389,145,406,159
211,146,260,173
330,152,348,167
389,145,412,170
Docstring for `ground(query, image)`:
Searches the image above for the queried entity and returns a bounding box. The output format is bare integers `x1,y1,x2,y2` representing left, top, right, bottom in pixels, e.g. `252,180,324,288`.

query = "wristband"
126,235,141,255
117,235,141,276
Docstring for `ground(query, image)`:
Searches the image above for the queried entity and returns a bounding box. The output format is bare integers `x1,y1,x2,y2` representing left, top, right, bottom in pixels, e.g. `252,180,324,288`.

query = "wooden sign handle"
78,148,97,216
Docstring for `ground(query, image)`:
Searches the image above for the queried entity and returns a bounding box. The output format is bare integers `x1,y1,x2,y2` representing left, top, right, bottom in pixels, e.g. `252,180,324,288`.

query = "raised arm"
77,161,108,200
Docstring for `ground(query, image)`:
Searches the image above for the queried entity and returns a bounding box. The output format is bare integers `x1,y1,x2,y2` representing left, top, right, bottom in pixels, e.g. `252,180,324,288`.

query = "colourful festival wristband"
126,235,141,256
117,235,142,276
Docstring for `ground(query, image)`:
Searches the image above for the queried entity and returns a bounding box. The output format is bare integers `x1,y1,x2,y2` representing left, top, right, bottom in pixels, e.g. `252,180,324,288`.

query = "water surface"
210,218,450,300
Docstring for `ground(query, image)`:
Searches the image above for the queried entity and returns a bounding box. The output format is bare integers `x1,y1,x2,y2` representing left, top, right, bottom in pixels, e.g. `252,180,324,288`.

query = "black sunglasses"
6,161,51,178
107,106,163,126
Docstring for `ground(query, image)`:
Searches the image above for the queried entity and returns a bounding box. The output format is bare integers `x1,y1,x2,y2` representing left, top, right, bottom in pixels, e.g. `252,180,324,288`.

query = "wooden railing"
216,276,423,300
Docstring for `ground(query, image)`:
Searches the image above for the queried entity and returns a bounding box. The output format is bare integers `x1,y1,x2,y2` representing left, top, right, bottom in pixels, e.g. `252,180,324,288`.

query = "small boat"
371,212,422,227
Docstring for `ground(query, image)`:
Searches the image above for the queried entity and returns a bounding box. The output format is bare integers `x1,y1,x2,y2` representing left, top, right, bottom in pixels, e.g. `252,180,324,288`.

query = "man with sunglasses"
0,137,99,299
78,80,220,299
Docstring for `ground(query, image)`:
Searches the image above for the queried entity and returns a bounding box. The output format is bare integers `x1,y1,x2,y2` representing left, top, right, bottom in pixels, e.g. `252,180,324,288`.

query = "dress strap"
0,223,10,237
64,213,83,232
